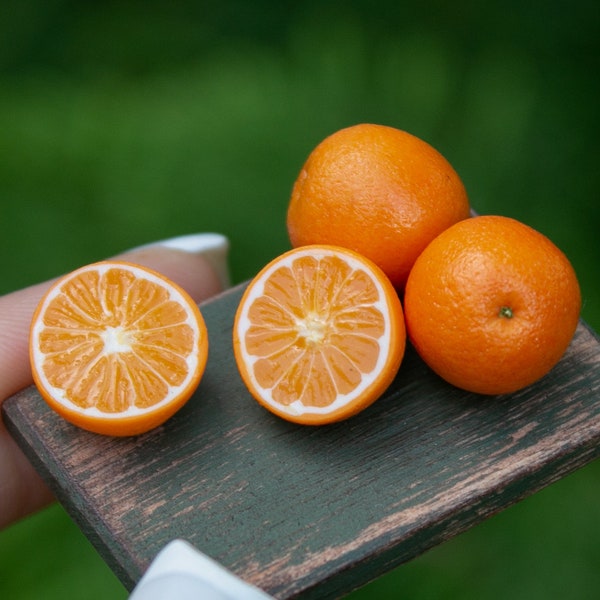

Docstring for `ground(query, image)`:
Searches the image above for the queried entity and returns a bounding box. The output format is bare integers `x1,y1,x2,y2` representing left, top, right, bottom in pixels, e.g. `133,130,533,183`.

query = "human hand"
0,234,229,530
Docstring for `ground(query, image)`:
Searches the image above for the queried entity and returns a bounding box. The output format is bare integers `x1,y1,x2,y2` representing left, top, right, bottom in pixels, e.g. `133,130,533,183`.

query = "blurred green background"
1,1,599,598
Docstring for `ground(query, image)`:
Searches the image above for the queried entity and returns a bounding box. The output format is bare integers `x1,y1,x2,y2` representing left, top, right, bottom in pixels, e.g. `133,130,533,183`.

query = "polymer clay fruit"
404,215,581,395
233,245,406,424
286,123,470,290
30,261,208,436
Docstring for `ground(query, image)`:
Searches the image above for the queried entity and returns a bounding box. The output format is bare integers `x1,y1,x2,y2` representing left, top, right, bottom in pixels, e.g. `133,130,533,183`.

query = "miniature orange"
287,123,471,290
29,261,208,436
404,215,581,395
232,245,406,425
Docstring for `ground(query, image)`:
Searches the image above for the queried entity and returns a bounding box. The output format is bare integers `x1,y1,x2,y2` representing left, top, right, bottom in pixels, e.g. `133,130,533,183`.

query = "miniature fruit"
404,215,581,395
30,261,208,436
233,245,406,424
287,123,470,290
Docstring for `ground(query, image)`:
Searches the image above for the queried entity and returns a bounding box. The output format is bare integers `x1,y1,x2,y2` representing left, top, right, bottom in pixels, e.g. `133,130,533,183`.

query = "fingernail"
128,539,275,600
128,233,231,289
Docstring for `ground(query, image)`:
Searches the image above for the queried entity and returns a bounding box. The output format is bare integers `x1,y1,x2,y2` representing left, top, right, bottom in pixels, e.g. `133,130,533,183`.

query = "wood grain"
4,283,600,599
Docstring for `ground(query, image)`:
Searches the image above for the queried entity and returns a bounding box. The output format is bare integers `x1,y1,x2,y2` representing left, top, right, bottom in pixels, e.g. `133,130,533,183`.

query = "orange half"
29,261,208,436
233,245,406,425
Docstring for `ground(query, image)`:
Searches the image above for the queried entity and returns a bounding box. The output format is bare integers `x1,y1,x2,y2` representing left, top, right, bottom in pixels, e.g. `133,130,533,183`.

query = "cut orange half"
233,245,406,425
29,261,208,436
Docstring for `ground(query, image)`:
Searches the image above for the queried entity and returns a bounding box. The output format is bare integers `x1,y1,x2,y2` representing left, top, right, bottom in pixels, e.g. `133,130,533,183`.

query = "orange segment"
30,261,208,436
233,245,406,425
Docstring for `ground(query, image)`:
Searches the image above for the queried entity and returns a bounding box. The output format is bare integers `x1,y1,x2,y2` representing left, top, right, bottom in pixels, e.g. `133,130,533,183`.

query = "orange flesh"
37,267,195,412
243,254,386,407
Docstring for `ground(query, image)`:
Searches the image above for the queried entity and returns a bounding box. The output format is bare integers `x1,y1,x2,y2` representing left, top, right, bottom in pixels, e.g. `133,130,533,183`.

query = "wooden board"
4,283,600,599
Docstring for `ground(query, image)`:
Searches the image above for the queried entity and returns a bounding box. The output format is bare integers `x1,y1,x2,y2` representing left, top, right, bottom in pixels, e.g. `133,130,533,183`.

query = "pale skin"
0,246,223,530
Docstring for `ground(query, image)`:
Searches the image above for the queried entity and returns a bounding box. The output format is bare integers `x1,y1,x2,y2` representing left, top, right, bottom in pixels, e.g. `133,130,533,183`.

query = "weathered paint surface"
4,284,600,599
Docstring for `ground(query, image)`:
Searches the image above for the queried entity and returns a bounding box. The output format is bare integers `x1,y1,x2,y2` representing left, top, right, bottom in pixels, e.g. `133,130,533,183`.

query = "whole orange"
404,215,581,395
286,123,471,290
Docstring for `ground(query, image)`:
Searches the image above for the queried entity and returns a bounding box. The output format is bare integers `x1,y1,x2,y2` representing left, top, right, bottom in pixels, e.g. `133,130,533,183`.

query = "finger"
0,428,55,528
125,232,230,292
0,234,229,528
0,233,230,402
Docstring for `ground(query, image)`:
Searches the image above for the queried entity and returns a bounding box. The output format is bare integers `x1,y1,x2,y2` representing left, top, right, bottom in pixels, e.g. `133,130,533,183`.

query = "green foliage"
1,1,598,598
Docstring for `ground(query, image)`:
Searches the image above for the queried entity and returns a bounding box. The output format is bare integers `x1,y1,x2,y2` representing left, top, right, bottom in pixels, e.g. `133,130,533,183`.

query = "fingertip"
120,247,225,304
118,234,231,304
0,234,230,399
125,233,230,290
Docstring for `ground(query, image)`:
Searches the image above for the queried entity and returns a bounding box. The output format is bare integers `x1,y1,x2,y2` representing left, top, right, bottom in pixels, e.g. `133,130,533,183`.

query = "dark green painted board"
4,283,600,599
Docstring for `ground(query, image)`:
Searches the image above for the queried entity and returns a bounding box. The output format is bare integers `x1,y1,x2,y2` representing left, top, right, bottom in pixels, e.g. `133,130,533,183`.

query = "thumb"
0,233,230,528
121,233,230,297
0,232,230,403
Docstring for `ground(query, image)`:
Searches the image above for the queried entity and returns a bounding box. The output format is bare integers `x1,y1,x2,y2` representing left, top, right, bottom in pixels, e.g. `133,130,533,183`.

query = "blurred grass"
1,1,599,598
